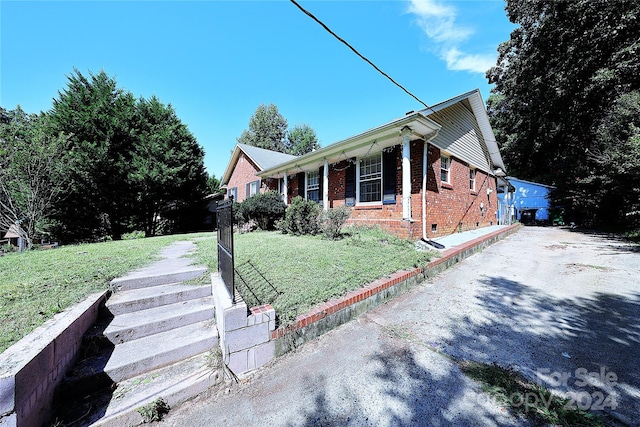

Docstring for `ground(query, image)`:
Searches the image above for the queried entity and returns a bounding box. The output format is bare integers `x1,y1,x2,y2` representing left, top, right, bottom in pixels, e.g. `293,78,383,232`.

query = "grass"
459,361,609,426
193,226,438,325
0,233,212,353
1,226,437,353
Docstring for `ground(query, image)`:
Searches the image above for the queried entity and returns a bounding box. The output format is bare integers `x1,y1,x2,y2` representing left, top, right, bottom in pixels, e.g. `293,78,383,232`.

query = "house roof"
506,176,556,189
221,143,298,186
258,112,442,178
419,89,505,173
257,89,505,178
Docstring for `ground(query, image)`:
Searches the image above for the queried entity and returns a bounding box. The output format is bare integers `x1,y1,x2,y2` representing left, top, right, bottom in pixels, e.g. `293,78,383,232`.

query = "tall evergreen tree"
129,96,208,236
49,69,137,241
237,104,288,152
487,0,640,227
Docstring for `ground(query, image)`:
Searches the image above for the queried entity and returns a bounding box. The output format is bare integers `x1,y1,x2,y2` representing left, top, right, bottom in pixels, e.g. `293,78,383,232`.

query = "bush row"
233,192,351,239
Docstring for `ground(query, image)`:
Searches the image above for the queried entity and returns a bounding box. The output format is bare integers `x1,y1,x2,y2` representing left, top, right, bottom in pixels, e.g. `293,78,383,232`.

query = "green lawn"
195,226,438,325
0,233,212,353
1,227,437,353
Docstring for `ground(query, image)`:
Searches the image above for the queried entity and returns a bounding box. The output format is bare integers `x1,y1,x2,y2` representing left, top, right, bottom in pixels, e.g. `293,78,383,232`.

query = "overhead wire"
288,0,503,169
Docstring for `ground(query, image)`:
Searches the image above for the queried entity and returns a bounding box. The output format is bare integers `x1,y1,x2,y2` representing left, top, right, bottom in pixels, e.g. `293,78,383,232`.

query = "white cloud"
407,0,495,74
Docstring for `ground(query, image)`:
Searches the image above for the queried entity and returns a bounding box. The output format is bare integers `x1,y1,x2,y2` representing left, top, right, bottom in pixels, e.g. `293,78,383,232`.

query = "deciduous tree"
487,0,640,227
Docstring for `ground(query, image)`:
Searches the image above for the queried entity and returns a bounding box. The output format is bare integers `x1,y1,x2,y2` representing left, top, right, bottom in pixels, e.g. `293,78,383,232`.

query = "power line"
289,0,502,168
289,0,434,113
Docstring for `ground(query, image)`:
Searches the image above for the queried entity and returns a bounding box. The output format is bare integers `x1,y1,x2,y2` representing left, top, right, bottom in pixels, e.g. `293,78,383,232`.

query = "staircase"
51,242,221,427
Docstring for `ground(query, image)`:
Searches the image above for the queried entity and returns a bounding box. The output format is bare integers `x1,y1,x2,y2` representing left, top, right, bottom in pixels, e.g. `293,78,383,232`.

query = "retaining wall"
272,223,521,356
0,291,109,427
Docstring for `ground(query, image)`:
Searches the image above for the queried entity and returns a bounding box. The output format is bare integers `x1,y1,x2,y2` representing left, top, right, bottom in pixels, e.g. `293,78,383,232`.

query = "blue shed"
498,177,557,224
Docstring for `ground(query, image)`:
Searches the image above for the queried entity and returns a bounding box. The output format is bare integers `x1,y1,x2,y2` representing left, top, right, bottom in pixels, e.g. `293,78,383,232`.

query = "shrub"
121,230,145,240
236,191,286,231
322,204,352,239
278,196,321,235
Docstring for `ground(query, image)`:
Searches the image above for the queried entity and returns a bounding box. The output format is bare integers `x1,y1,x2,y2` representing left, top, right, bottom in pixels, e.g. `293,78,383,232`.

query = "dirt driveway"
164,226,639,426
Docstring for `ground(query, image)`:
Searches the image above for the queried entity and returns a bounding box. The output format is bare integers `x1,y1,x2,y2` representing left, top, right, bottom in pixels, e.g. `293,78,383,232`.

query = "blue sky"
1,1,515,178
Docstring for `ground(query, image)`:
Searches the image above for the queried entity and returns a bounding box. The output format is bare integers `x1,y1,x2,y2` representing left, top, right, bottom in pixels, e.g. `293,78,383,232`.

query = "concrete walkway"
163,226,638,426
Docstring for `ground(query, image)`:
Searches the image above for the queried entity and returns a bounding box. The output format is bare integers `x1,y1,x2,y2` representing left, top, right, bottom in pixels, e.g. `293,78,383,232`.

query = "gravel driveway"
164,226,639,426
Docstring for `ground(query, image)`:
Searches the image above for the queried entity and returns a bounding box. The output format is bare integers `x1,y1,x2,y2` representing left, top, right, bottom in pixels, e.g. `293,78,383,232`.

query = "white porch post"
401,127,412,219
323,159,329,211
422,141,428,239
282,172,288,205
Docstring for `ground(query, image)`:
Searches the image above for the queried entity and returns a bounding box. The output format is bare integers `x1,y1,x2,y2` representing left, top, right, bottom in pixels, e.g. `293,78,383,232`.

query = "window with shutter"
382,148,397,204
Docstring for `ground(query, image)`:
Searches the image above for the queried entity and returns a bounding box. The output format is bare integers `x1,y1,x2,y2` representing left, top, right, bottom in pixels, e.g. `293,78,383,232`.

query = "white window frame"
469,168,476,191
356,153,383,205
228,187,237,200
441,155,451,184
249,179,260,197
306,170,320,203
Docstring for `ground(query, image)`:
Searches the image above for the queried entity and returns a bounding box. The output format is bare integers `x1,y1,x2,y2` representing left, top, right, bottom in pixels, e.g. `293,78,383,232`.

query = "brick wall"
425,145,498,237
322,140,498,239
226,153,261,202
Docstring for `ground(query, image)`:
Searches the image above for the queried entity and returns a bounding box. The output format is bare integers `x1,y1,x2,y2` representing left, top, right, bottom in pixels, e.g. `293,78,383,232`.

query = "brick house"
222,89,507,240
221,143,297,203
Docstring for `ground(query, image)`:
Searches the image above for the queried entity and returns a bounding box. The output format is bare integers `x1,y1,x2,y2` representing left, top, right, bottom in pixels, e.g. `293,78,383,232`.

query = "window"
306,170,320,203
469,169,476,191
228,187,237,200
246,180,260,198
359,153,382,203
440,155,451,184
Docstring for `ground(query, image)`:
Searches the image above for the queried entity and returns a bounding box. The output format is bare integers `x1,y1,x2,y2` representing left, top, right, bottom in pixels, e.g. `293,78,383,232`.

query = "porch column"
323,159,329,211
282,172,288,205
401,127,412,219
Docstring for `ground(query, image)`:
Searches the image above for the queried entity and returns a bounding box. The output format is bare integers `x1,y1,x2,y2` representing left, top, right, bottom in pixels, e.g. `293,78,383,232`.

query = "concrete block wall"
211,274,275,376
0,291,109,427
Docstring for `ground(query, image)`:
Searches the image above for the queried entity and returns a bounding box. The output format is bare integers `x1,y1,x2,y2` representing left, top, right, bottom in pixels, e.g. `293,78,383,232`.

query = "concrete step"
106,283,211,316
110,265,208,291
104,297,215,344
104,321,218,383
53,353,224,427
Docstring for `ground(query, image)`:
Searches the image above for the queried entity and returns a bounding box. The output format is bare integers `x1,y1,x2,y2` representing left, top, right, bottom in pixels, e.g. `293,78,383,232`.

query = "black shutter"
383,148,397,204
345,160,356,206
318,166,324,205
298,173,305,197
246,182,250,200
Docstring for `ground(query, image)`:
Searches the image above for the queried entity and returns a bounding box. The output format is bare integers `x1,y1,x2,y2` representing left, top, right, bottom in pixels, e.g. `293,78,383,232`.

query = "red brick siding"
425,145,498,237
321,141,497,239
226,153,261,202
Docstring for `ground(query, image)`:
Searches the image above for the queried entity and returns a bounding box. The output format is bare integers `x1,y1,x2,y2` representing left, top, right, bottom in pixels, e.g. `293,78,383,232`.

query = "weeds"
459,361,608,426
137,397,170,423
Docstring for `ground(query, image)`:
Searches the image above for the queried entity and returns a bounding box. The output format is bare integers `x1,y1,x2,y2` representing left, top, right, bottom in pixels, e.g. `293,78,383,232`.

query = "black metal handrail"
217,197,235,303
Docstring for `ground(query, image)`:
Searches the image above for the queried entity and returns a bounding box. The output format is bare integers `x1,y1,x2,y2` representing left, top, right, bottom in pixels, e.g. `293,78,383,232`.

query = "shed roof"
4,224,23,239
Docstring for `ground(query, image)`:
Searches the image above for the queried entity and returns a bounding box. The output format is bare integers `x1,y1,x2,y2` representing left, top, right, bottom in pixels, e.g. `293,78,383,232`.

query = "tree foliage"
487,0,640,228
286,124,319,156
39,69,209,241
237,104,320,155
0,108,71,248
237,103,288,152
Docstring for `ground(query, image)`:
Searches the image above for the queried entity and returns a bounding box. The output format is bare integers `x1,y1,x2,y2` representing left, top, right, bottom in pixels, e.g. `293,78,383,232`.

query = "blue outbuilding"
498,177,560,224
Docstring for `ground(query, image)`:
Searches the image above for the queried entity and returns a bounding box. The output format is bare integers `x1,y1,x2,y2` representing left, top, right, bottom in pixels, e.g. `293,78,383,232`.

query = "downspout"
422,130,439,240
